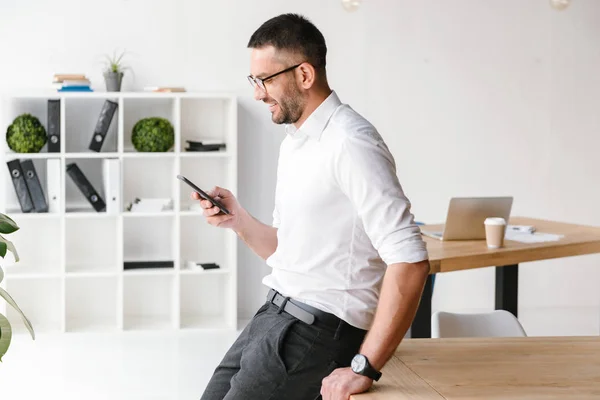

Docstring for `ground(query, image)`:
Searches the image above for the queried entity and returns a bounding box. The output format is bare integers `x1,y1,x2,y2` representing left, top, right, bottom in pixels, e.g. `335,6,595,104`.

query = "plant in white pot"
0,213,35,361
103,49,131,92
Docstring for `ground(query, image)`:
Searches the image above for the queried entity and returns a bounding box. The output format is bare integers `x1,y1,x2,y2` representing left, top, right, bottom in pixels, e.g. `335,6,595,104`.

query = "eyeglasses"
247,63,303,92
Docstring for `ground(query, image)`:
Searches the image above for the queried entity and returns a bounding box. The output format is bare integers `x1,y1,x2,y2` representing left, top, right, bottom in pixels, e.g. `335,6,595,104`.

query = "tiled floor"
0,307,598,400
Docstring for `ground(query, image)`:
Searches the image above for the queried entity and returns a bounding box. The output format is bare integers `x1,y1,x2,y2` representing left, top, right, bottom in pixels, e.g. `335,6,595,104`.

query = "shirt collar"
285,91,342,140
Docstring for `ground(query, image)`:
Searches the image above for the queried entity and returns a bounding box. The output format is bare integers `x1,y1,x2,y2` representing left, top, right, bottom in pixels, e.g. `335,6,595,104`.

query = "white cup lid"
485,217,506,225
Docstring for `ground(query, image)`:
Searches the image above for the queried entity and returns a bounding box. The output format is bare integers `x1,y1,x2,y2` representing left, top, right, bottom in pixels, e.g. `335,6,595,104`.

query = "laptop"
421,197,513,241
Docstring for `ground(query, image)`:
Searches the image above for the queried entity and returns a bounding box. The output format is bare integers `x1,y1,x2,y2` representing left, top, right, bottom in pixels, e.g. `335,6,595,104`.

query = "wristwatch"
351,354,382,381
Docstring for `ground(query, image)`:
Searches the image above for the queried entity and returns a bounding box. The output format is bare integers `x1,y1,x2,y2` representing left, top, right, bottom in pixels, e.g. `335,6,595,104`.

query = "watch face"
351,355,367,372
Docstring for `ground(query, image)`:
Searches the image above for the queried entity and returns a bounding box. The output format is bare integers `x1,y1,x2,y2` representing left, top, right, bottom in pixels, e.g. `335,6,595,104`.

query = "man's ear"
297,63,316,90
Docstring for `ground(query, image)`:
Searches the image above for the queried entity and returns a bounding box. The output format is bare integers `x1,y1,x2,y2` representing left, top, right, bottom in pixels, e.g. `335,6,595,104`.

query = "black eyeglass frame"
247,63,303,92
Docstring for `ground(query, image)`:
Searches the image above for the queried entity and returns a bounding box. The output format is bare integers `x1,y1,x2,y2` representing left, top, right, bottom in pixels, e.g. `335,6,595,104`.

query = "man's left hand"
320,367,373,400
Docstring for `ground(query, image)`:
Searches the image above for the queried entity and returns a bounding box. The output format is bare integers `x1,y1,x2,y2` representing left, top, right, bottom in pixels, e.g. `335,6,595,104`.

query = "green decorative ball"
131,117,175,152
6,114,47,153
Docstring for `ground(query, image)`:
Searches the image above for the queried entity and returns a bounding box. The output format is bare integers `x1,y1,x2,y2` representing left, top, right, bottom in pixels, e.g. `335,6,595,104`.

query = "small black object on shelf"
199,263,220,270
185,261,221,270
124,261,175,270
185,140,226,152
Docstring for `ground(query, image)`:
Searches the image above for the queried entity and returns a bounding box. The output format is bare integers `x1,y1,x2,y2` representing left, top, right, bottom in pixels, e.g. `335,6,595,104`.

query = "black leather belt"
267,289,341,328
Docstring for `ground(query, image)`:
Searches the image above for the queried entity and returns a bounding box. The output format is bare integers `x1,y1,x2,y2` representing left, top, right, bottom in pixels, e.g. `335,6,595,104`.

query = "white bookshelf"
0,92,238,334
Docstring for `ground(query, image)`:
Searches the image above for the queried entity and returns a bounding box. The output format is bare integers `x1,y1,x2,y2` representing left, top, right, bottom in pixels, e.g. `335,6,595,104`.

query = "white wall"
364,0,600,336
1,0,599,335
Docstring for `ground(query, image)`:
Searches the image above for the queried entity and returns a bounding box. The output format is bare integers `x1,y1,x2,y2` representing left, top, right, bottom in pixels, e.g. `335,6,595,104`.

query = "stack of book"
53,74,93,92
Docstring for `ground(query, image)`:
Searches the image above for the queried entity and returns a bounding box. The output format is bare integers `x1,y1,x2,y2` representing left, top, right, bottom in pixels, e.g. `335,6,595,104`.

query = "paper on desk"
505,231,564,243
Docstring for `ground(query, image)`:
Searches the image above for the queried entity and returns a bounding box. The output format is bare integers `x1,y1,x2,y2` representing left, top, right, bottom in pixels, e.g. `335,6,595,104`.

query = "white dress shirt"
263,91,428,330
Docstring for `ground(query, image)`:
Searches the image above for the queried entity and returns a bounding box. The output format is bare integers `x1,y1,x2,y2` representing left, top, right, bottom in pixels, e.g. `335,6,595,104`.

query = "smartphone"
176,174,231,215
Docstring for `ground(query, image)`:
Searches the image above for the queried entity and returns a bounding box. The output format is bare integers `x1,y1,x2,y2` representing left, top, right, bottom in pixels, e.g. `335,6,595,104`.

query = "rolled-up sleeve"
333,134,428,265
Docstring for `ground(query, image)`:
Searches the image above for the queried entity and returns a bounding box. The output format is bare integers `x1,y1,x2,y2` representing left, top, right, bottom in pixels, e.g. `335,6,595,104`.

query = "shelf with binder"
4,277,63,333
64,158,109,214
0,217,62,276
3,157,59,215
64,97,119,153
123,274,175,330
65,217,119,274
180,273,234,329
179,97,234,154
122,97,177,153
65,275,118,332
0,96,59,154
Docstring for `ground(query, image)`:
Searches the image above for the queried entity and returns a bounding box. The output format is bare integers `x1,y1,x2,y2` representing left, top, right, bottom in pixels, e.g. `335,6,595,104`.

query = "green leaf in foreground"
0,288,34,340
0,235,19,262
0,213,18,234
0,313,12,361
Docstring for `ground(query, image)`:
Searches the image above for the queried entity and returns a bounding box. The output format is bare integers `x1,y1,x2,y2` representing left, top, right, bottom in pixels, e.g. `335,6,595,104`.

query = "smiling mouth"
268,103,278,112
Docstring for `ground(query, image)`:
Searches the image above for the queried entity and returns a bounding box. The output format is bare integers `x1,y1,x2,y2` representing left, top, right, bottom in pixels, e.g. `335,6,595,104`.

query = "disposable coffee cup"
484,217,506,249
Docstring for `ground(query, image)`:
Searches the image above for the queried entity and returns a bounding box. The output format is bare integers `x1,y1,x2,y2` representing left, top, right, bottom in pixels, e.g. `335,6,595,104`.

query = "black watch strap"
363,364,382,381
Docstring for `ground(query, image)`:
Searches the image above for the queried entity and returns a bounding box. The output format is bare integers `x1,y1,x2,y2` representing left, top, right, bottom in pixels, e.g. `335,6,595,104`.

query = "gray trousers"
200,300,367,400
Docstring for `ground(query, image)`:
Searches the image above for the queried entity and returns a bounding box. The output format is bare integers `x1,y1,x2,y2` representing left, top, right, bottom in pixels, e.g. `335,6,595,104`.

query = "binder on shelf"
88,100,118,152
20,159,48,213
102,158,120,215
47,99,61,153
6,159,34,213
46,159,61,213
66,163,106,212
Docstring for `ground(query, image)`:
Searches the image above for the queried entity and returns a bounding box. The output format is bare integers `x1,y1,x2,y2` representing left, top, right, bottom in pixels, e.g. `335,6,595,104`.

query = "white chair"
431,310,527,338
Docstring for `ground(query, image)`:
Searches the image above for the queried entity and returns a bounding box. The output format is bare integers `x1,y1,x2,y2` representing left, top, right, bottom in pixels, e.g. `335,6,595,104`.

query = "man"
197,13,430,400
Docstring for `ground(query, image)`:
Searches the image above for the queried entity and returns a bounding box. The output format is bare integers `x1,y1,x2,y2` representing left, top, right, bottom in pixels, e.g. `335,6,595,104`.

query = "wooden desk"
352,336,600,400
411,217,600,338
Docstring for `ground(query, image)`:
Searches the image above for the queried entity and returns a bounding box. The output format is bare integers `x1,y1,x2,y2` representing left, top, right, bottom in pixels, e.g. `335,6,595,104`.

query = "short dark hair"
247,14,327,71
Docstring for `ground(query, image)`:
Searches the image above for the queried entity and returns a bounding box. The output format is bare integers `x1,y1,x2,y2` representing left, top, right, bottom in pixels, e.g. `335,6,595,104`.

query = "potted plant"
0,212,35,361
6,114,47,153
103,49,130,92
131,117,175,152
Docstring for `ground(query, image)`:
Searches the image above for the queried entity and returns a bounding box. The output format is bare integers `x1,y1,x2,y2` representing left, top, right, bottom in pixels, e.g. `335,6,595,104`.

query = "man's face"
249,46,305,125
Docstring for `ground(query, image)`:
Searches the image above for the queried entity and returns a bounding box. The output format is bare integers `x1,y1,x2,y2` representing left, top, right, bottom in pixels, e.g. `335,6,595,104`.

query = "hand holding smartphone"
176,175,231,215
